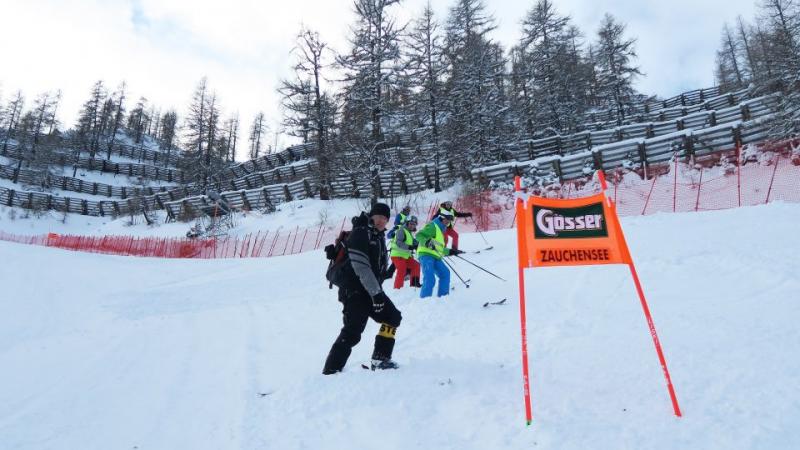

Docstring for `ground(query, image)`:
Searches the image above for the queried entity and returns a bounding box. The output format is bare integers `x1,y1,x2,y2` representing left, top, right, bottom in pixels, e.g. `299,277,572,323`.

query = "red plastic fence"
1,147,798,259
458,146,800,231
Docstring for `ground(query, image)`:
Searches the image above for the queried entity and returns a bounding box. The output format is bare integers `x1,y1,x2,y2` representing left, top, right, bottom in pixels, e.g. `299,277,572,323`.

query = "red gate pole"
695,167,704,212
514,176,533,425
600,169,681,417
642,175,658,215
240,233,251,258
299,228,309,252
765,153,780,204
267,230,281,257
314,223,324,249
673,153,678,213
256,230,270,257
737,143,742,207
282,227,295,256
627,262,683,417
249,231,261,257
289,225,300,254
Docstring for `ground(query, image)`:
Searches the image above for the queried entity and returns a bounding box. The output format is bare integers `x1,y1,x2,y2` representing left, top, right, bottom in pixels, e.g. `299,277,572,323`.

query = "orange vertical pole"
514,176,533,425
627,262,682,417
602,169,681,417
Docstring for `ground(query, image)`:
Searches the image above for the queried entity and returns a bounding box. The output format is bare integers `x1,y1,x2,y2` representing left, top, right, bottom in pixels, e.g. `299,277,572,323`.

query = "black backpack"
324,230,353,289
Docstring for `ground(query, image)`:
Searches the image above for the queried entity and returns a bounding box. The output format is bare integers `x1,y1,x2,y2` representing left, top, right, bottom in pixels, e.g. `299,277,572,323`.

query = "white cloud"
0,0,759,153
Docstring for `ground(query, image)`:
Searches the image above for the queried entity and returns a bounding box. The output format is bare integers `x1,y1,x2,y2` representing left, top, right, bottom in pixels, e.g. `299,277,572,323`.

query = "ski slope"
1,203,799,449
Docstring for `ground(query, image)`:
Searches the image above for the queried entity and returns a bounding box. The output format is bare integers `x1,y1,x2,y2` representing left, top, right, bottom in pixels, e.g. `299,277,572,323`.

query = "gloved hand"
372,292,390,314
449,249,464,256
464,212,473,217
410,241,419,250
383,264,396,281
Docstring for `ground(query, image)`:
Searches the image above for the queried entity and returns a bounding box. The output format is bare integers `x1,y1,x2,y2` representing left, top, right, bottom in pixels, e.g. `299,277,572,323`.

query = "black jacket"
343,213,389,297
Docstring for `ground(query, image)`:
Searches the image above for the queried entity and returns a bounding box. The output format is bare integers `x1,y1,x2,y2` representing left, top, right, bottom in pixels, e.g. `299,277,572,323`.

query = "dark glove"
383,264,396,281
465,212,473,217
410,241,419,250
372,292,389,314
324,244,336,260
449,249,464,256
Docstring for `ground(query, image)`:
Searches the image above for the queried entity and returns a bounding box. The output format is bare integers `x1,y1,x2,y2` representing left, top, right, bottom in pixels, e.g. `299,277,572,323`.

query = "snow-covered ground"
1,202,799,449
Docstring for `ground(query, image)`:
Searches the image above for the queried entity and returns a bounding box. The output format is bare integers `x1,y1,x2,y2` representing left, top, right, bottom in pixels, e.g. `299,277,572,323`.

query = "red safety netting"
456,146,800,232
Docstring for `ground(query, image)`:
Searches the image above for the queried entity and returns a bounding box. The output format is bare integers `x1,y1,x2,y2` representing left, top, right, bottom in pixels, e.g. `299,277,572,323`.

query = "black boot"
370,358,400,370
411,276,422,288
370,333,398,370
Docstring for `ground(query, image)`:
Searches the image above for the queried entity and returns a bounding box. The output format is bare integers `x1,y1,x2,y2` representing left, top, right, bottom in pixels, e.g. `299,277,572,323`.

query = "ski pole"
454,254,507,282
442,254,470,288
468,215,491,246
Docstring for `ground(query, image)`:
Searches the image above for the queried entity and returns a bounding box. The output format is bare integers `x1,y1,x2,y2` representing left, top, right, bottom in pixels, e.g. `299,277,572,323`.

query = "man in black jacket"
323,202,402,374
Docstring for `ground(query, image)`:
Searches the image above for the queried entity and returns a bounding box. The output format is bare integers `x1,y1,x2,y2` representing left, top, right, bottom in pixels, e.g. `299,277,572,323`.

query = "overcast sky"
0,0,759,150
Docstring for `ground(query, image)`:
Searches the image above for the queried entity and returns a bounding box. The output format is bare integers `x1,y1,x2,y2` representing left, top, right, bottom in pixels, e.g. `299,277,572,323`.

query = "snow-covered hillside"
1,203,799,449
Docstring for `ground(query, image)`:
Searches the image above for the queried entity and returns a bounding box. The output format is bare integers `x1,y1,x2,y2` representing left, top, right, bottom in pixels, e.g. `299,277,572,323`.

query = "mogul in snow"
322,203,402,374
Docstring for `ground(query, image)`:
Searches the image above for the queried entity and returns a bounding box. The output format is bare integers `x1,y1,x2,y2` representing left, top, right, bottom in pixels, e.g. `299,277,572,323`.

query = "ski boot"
370,358,400,371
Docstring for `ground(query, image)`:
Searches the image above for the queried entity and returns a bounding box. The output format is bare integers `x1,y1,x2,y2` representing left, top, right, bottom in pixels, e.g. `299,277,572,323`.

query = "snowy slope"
1,203,799,449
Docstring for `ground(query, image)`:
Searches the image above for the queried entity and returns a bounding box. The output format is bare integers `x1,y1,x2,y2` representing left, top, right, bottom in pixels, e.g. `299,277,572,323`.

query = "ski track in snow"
1,203,799,449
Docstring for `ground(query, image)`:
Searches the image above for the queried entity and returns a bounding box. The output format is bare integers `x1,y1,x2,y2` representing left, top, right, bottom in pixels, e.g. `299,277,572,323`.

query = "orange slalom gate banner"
516,191,631,269
514,173,682,425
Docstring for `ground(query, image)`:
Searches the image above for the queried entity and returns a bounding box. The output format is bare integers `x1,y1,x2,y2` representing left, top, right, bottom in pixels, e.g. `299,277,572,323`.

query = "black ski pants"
323,288,402,374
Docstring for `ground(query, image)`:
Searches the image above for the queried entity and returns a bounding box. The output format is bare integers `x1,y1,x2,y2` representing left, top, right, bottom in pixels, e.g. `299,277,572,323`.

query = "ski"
468,246,494,254
482,298,507,307
361,362,400,371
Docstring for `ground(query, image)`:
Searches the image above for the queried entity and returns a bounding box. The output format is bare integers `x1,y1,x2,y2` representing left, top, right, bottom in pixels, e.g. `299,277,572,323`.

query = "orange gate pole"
514,176,533,425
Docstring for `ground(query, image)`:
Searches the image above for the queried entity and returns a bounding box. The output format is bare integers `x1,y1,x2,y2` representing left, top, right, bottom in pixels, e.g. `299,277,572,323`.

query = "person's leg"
322,292,370,374
408,258,421,279
434,258,451,297
450,228,460,251
419,255,436,298
391,256,408,289
370,300,402,363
